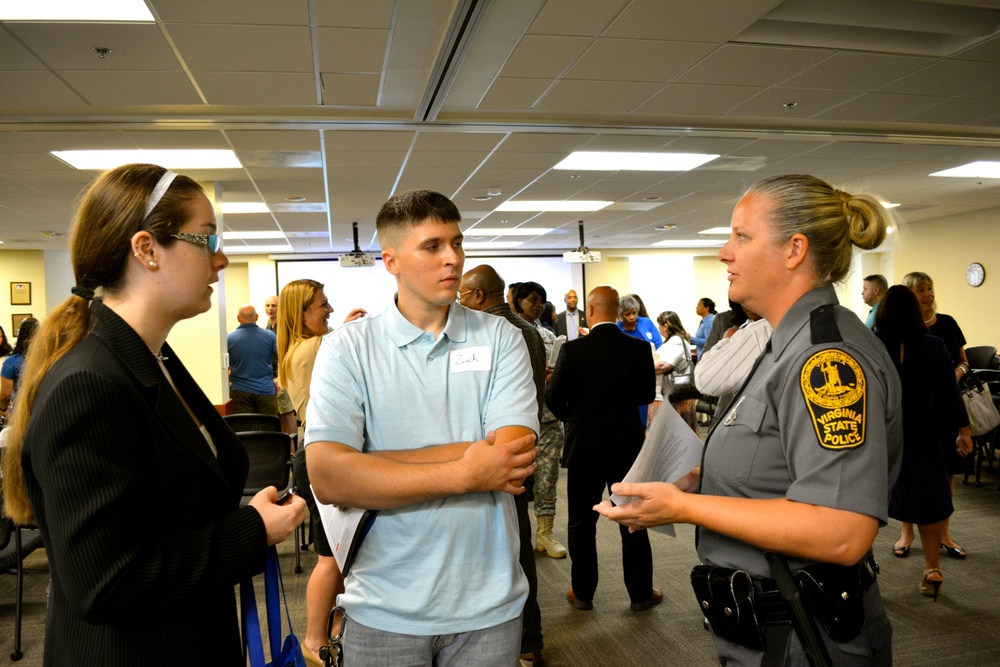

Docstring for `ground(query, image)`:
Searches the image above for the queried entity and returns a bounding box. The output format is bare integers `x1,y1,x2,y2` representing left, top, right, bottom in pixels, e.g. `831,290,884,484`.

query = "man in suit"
555,289,587,340
545,285,661,612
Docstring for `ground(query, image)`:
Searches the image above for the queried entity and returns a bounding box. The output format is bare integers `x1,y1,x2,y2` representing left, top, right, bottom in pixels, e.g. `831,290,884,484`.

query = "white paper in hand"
609,404,704,536
311,485,370,573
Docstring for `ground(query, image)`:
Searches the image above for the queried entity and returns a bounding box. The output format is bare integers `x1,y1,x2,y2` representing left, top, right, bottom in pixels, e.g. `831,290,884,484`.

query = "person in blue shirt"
690,297,717,358
616,294,661,426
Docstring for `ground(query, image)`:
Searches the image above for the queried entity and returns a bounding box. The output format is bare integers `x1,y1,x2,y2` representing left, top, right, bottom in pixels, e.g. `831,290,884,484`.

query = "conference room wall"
893,206,1000,349
0,250,46,343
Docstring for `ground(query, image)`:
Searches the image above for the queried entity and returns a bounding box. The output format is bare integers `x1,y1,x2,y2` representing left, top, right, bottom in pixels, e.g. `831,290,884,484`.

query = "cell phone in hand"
275,488,297,505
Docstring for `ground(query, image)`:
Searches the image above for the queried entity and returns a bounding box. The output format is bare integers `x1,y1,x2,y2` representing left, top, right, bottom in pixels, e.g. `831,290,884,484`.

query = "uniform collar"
384,300,468,348
769,284,839,361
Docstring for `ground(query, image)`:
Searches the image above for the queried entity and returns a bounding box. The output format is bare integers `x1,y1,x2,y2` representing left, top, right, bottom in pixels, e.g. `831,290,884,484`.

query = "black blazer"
555,309,587,337
545,323,655,468
22,300,266,666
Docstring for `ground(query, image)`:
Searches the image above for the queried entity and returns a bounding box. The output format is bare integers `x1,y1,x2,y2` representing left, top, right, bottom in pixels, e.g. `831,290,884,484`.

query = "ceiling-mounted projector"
339,221,376,268
563,220,601,263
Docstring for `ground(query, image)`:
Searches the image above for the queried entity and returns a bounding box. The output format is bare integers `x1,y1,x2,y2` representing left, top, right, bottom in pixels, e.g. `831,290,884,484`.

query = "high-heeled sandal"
941,543,967,559
892,544,910,558
920,569,943,601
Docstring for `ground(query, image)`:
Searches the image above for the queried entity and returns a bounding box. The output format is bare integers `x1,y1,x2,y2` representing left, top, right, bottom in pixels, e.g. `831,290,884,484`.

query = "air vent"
734,0,1000,57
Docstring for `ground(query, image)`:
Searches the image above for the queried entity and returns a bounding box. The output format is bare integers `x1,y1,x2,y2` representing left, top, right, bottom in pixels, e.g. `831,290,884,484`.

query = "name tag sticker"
450,346,491,373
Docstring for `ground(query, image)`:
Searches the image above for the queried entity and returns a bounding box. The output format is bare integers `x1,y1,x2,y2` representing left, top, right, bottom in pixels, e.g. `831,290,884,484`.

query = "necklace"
924,313,936,324
155,350,168,363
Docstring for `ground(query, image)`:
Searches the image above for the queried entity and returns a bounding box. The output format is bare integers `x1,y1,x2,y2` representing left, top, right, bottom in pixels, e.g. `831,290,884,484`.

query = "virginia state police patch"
800,349,867,450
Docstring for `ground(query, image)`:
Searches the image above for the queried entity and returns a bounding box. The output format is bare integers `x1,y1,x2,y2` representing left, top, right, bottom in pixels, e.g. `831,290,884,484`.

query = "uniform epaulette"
809,304,842,345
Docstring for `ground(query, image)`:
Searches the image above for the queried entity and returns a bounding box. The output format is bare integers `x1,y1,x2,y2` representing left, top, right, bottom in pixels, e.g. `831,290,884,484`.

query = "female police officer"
596,174,902,666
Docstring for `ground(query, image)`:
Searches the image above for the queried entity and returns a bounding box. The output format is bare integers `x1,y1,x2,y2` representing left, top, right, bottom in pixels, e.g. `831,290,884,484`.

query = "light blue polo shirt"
305,301,538,635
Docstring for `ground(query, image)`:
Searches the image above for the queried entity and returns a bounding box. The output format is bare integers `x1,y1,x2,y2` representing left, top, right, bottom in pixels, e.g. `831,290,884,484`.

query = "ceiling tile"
779,52,934,91
635,82,765,115
676,44,830,87
322,73,381,106
0,72,85,106
168,24,313,72
315,0,395,29
478,77,553,110
535,80,663,113
317,27,389,73
154,0,310,25
61,71,202,105
501,35,591,79
528,0,627,37
194,71,318,105
816,92,946,122
878,59,1000,96
6,23,179,71
567,39,716,83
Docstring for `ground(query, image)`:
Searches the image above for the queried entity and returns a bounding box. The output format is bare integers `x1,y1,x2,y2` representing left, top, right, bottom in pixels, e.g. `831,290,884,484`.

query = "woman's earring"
148,261,158,269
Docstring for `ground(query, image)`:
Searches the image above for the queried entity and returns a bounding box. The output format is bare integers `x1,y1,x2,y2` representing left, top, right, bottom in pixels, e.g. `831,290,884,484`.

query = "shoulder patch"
800,349,866,450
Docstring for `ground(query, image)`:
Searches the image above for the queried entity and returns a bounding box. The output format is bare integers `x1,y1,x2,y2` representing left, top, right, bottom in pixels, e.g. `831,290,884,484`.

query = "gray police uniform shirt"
698,285,903,579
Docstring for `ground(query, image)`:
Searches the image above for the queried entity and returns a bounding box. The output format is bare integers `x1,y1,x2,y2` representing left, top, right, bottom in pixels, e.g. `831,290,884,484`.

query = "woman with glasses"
2,163,306,666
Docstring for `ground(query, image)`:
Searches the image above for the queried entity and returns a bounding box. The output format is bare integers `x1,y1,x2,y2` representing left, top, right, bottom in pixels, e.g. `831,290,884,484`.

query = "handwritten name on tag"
450,346,491,372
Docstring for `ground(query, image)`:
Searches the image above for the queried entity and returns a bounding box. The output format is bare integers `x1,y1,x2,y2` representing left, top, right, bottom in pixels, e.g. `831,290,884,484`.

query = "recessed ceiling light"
553,152,719,172
654,225,677,231
643,196,662,202
221,202,269,214
486,187,502,196
930,161,1000,178
463,241,524,250
464,228,552,236
495,200,612,212
699,227,732,235
52,149,242,170
285,196,307,202
471,195,492,202
223,231,286,240
0,0,154,21
651,240,725,248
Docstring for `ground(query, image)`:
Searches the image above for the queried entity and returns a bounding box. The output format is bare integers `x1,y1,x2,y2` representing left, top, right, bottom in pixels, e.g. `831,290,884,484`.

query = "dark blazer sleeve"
631,337,657,406
545,345,571,422
26,368,267,626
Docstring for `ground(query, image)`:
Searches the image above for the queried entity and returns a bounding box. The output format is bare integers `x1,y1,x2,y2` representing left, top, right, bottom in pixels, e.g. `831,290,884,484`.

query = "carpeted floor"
5,445,1000,666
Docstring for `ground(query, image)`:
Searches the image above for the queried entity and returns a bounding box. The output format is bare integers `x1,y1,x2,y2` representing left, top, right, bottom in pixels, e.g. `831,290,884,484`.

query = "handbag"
960,373,1000,436
241,546,306,667
669,340,701,403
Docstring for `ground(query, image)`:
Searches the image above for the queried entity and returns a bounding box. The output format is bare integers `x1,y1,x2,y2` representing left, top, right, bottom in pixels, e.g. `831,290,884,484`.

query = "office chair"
235,430,301,573
1,493,45,661
966,345,999,371
223,412,282,434
962,369,1000,487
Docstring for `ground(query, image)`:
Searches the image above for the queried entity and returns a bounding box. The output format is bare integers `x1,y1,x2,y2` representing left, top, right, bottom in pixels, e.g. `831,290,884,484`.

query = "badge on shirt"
450,346,491,373
799,349,867,450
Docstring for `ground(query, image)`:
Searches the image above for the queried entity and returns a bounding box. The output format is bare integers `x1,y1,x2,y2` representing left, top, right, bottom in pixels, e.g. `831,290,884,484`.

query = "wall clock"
966,262,985,287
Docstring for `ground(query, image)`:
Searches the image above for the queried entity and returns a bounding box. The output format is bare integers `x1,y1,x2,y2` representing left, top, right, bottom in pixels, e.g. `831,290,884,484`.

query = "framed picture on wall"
12,313,32,337
10,281,31,305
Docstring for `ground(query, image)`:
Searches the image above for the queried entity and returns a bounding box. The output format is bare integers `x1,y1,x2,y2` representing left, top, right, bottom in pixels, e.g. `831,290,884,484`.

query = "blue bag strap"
240,574,266,667
264,546,283,659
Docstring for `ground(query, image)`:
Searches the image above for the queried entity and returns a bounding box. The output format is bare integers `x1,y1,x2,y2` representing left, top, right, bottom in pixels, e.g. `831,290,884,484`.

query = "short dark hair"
863,274,888,292
513,282,547,315
699,297,716,314
376,190,461,250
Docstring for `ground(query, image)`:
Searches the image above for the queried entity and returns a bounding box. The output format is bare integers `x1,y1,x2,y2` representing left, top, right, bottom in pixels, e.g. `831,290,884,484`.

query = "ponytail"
2,295,92,524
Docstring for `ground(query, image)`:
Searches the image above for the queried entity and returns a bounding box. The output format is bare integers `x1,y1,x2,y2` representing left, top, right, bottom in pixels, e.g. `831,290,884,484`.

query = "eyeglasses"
456,289,475,303
172,233,222,254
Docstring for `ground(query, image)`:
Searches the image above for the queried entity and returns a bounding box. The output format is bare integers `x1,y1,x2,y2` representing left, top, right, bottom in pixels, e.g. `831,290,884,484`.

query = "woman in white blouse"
653,311,698,433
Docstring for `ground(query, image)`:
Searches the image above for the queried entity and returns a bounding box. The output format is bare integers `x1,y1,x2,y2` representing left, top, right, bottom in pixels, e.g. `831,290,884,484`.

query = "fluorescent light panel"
0,0,154,21
223,231,286,240
52,149,242,170
553,152,719,172
464,227,552,236
930,161,1000,178
495,201,612,212
651,240,725,248
463,241,524,250
699,227,732,235
221,202,269,214
224,244,292,255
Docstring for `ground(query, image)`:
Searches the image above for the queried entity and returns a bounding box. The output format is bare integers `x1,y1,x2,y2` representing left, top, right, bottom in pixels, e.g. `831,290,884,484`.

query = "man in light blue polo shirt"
305,190,539,666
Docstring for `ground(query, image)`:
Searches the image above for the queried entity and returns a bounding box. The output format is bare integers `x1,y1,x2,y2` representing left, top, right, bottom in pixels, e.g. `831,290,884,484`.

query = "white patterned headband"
144,170,177,217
